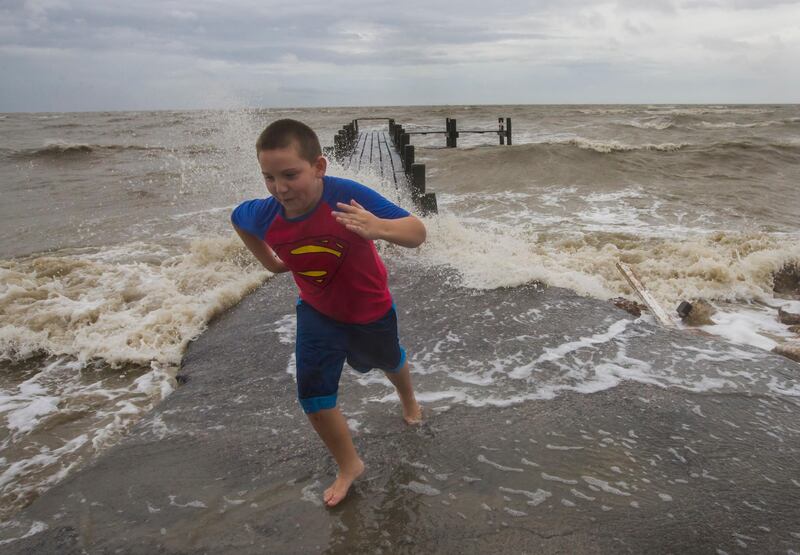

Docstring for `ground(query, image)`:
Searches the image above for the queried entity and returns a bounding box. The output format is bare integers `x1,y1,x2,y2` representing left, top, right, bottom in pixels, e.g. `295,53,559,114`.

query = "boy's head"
256,118,322,163
256,119,327,218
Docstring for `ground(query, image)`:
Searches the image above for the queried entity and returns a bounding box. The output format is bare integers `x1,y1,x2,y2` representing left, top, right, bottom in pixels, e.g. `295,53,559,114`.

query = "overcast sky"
1,0,799,111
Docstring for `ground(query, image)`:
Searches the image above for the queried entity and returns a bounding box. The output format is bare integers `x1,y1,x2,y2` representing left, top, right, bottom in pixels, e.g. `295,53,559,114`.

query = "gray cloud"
1,0,798,111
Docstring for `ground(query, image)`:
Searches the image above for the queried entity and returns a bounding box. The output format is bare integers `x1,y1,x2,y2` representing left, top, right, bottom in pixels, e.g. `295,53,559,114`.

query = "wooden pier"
325,116,513,216
326,118,438,215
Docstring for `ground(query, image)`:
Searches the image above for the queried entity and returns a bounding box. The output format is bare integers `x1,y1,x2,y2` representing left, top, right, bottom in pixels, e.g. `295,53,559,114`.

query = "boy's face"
258,144,326,218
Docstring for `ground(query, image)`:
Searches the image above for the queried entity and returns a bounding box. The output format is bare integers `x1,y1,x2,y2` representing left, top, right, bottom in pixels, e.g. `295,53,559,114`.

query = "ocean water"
1,105,799,520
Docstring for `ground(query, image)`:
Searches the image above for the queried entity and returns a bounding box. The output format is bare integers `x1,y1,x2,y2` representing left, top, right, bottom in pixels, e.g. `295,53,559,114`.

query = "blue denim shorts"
295,300,406,414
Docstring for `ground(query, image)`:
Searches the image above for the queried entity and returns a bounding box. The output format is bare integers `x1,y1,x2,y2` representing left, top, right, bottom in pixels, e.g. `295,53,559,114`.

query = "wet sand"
3,263,800,554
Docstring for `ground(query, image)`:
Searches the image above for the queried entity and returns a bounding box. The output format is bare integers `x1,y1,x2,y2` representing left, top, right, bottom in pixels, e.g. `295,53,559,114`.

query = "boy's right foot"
403,401,423,425
324,459,364,507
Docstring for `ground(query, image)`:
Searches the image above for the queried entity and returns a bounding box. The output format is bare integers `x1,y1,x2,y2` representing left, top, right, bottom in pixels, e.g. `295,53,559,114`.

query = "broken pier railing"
398,117,513,148
326,117,513,216
325,118,437,215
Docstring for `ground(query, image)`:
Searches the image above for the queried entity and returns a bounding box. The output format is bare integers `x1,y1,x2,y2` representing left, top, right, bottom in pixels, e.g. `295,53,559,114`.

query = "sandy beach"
3,260,800,553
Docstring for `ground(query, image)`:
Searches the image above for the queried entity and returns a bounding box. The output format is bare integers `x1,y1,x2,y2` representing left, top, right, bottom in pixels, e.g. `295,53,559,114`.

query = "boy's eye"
264,175,275,182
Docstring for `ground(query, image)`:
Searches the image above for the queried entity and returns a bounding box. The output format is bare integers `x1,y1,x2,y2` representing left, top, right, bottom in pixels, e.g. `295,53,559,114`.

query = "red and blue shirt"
231,176,410,324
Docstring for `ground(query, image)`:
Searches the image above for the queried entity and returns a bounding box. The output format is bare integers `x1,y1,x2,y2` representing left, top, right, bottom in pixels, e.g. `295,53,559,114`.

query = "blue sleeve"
324,176,411,220
231,198,279,239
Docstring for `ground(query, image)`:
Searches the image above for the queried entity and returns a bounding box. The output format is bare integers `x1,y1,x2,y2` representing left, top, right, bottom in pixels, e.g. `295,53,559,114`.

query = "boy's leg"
345,305,421,424
306,407,364,507
383,360,422,424
295,301,363,507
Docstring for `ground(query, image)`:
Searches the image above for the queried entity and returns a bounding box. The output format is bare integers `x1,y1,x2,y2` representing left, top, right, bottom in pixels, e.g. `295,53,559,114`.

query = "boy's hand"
333,200,383,240
333,200,427,248
232,225,289,273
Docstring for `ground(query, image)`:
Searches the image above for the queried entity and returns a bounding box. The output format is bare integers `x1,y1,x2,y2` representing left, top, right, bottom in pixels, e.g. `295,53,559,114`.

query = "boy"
231,119,425,507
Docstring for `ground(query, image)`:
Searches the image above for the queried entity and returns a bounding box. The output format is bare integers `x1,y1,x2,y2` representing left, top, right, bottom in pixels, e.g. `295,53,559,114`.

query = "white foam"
570,488,596,501
697,120,789,129
300,481,323,506
499,486,552,506
0,237,269,366
542,473,578,484
0,372,61,436
0,520,48,546
415,213,800,311
0,434,88,491
0,234,276,517
269,314,297,345
776,300,800,313
168,495,207,509
0,355,180,518
509,319,632,380
477,454,524,472
414,214,612,297
539,187,577,207
699,303,796,351
582,476,631,496
543,136,688,153
403,481,441,496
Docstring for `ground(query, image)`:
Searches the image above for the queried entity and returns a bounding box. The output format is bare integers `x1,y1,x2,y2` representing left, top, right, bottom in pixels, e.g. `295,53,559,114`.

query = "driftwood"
773,262,800,297
773,343,800,363
615,262,799,366
616,262,675,328
611,297,645,317
778,307,800,326
680,299,716,326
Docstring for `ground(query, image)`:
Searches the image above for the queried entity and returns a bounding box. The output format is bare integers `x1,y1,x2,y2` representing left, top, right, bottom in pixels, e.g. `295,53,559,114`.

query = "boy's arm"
233,225,290,273
332,200,426,248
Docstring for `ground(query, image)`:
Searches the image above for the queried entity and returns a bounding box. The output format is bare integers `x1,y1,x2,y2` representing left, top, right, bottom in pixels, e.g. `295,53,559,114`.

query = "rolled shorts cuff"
388,347,407,374
299,394,337,414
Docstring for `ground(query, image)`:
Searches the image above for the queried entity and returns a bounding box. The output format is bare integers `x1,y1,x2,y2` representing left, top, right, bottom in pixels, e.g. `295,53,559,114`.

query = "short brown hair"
255,119,322,163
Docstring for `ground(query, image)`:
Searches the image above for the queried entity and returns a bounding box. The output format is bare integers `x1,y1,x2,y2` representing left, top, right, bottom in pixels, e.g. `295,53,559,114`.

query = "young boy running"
231,119,425,507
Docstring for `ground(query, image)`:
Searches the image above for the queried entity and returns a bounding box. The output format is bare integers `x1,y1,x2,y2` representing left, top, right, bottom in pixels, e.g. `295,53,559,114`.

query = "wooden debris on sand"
773,343,800,363
778,306,800,326
615,262,675,328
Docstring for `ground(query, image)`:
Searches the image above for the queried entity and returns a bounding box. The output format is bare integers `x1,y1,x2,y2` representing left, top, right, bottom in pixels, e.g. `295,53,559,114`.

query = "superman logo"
279,235,350,289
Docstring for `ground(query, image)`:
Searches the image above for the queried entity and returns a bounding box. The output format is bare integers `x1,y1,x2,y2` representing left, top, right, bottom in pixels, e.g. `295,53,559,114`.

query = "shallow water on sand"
0,105,799,520
4,267,799,553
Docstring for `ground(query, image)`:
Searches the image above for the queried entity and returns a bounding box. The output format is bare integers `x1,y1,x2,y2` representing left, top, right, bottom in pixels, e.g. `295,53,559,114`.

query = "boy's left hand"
333,200,384,240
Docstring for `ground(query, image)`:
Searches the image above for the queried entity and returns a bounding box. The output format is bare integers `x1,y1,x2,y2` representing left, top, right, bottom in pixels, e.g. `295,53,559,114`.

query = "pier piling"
327,114,509,215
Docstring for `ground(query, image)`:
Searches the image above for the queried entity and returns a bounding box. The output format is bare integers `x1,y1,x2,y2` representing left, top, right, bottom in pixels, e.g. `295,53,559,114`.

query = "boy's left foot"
403,401,423,425
323,459,364,507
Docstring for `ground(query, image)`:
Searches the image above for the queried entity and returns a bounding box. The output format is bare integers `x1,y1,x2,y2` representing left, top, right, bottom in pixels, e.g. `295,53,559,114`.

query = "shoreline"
2,263,800,553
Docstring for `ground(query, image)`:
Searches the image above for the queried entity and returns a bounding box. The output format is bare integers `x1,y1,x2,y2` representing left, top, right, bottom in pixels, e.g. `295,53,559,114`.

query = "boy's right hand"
332,200,382,240
332,201,426,248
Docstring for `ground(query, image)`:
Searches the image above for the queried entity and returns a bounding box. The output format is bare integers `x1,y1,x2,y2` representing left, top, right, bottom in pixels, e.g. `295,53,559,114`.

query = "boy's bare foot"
323,459,364,507
403,401,423,425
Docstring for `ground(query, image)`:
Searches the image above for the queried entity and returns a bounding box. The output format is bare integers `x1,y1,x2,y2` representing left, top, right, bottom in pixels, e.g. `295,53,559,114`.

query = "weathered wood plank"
343,130,405,189
616,262,675,328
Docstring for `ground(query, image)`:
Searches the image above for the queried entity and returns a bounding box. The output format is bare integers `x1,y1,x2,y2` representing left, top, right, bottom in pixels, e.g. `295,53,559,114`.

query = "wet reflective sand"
3,262,799,554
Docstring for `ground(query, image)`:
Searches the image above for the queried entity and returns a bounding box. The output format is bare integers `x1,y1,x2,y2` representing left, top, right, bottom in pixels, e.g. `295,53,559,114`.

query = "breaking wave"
6,141,165,161
413,214,800,308
0,237,268,366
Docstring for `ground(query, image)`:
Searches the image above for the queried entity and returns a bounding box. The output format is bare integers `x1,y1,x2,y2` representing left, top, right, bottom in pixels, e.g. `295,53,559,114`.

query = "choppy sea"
1,104,799,520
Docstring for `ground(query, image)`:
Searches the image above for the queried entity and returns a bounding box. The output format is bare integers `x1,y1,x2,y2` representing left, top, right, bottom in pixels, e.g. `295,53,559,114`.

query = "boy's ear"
314,154,327,177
